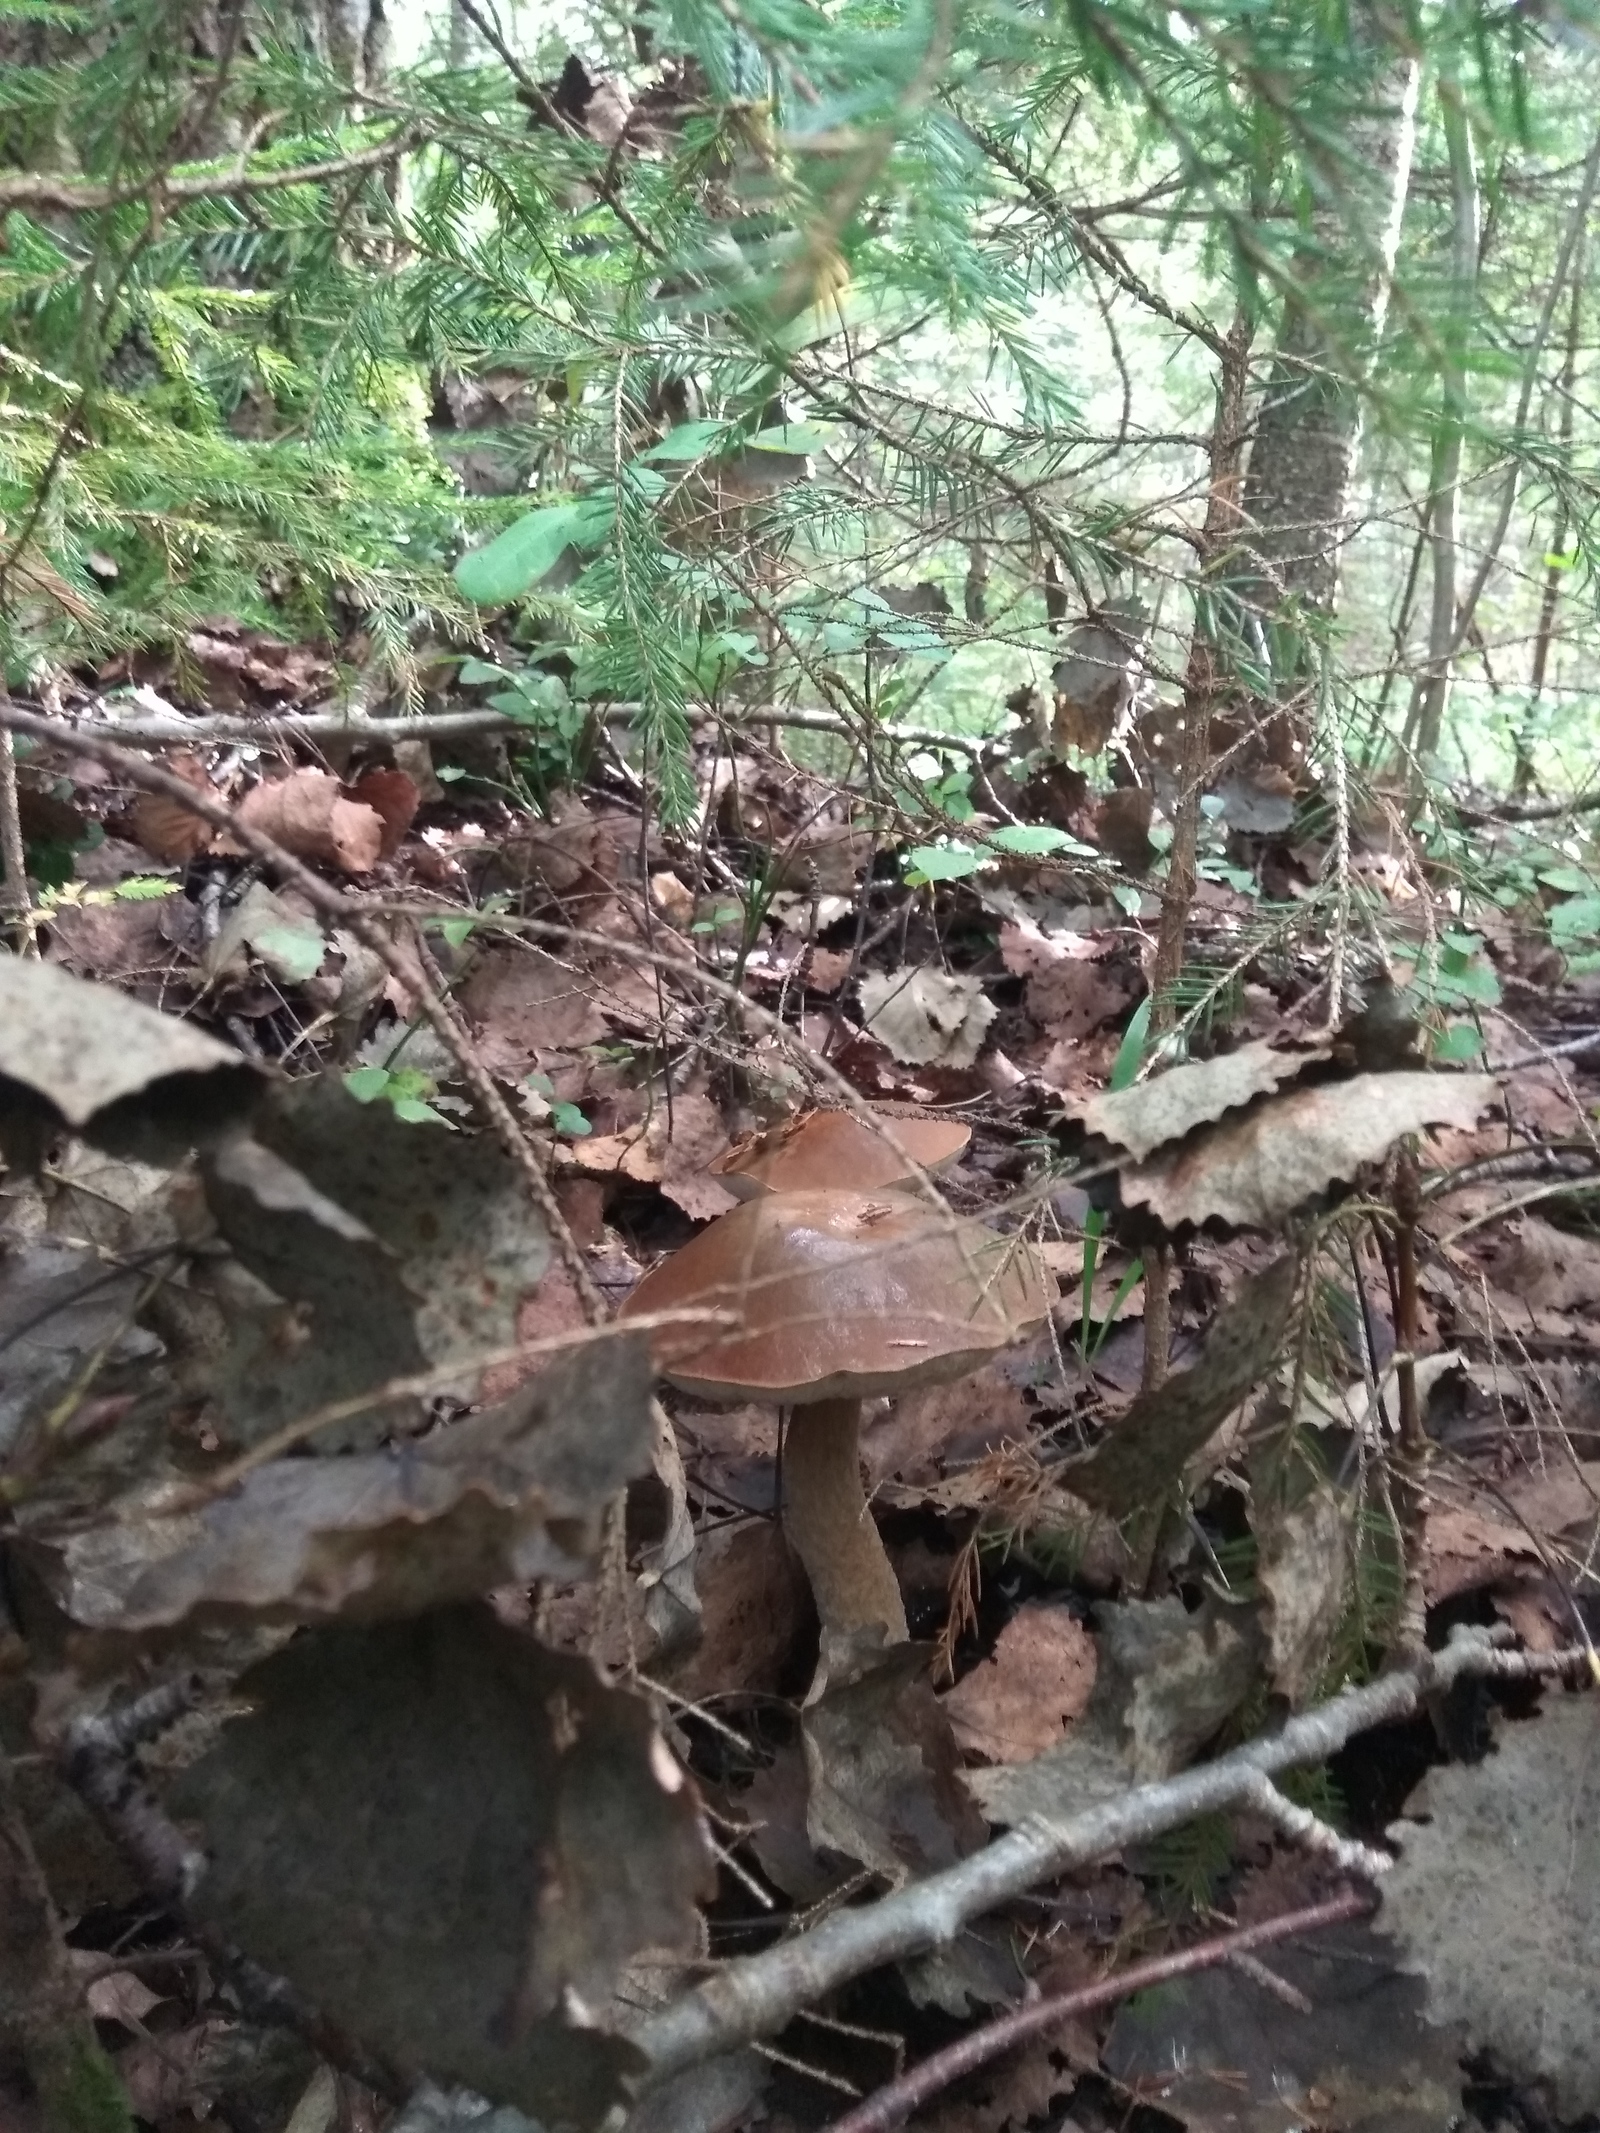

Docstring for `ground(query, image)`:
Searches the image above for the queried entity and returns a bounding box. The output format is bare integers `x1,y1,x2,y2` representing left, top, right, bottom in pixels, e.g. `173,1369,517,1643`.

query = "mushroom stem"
782,1397,908,1652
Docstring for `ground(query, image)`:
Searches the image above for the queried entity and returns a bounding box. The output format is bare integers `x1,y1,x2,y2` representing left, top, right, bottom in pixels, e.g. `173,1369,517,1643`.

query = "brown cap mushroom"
710,1108,971,1202
619,1189,1048,1676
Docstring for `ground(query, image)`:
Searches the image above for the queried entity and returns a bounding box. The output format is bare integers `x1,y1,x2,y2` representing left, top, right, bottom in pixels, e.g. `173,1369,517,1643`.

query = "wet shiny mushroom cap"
617,1187,1049,1404
710,1109,972,1201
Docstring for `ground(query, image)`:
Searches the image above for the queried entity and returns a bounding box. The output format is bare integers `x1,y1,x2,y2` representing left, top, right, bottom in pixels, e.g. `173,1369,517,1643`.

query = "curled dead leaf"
234,769,386,874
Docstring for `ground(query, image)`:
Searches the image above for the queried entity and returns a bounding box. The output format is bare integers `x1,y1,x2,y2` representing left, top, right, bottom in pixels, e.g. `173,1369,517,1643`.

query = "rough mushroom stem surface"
781,1395,908,1652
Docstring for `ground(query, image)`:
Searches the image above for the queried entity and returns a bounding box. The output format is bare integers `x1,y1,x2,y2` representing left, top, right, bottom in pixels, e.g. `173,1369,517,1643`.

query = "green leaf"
904,843,985,884
343,1066,390,1104
112,876,177,900
987,824,1098,859
392,1096,455,1128
1108,998,1152,1092
453,495,614,604
252,924,325,985
1432,1022,1485,1064
1544,549,1579,570
639,421,729,461
524,1072,556,1098
1550,895,1600,944
458,658,513,687
550,1102,591,1138
1111,883,1145,917
747,423,832,454
1539,866,1595,894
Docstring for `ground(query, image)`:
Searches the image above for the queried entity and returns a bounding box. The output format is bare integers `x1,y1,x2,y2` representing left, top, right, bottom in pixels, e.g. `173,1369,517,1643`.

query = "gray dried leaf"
171,1608,715,2127
1119,1072,1497,1232
38,1333,654,1630
1063,1257,1298,1514
1103,1914,1465,2133
1083,1040,1327,1162
1383,1693,1600,2116
857,968,996,1068
0,1236,161,1463
0,959,258,1168
803,1645,986,1881
200,1077,552,1434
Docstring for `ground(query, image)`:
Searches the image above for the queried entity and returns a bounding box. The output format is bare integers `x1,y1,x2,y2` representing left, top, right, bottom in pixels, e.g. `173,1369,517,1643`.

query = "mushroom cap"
618,1187,1050,1404
710,1109,971,1202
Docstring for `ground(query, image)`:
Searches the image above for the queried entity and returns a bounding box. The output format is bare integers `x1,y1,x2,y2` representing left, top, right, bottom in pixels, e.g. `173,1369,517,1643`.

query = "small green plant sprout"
521,1073,591,1137
343,1064,457,1128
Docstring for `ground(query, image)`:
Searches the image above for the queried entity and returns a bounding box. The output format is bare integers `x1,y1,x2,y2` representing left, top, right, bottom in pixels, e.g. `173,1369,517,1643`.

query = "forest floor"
3,630,1600,2133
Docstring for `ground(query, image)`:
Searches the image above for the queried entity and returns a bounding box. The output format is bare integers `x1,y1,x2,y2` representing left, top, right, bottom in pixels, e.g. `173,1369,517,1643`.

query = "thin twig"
821,1888,1373,2133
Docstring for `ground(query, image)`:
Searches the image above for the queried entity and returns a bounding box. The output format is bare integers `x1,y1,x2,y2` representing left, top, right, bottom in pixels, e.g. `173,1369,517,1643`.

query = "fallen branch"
625,1630,1583,2091
824,1887,1373,2133
27,700,1003,757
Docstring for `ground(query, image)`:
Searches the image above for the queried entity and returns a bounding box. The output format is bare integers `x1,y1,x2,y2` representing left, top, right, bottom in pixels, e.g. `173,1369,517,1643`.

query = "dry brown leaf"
1423,1503,1541,1604
663,1519,812,1704
805,946,855,994
129,750,216,862
235,769,386,874
345,767,420,860
1095,785,1155,873
458,942,609,1076
1084,1039,1329,1162
857,967,996,1068
943,1605,1096,1764
1050,601,1148,753
1120,1071,1498,1232
1026,956,1134,1044
1476,1217,1600,1317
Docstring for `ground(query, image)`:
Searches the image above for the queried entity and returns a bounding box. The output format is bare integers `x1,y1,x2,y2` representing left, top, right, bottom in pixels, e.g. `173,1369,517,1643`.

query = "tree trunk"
1238,28,1419,756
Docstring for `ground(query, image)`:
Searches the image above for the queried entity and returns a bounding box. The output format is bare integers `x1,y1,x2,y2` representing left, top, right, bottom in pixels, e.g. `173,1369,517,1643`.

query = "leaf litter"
4,656,1600,2133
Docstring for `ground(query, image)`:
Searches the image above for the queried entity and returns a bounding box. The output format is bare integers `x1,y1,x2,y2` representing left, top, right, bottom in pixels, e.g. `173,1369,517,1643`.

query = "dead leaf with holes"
169,1607,715,2127
1084,1040,1330,1162
1119,1073,1498,1232
234,769,387,874
857,967,996,1068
